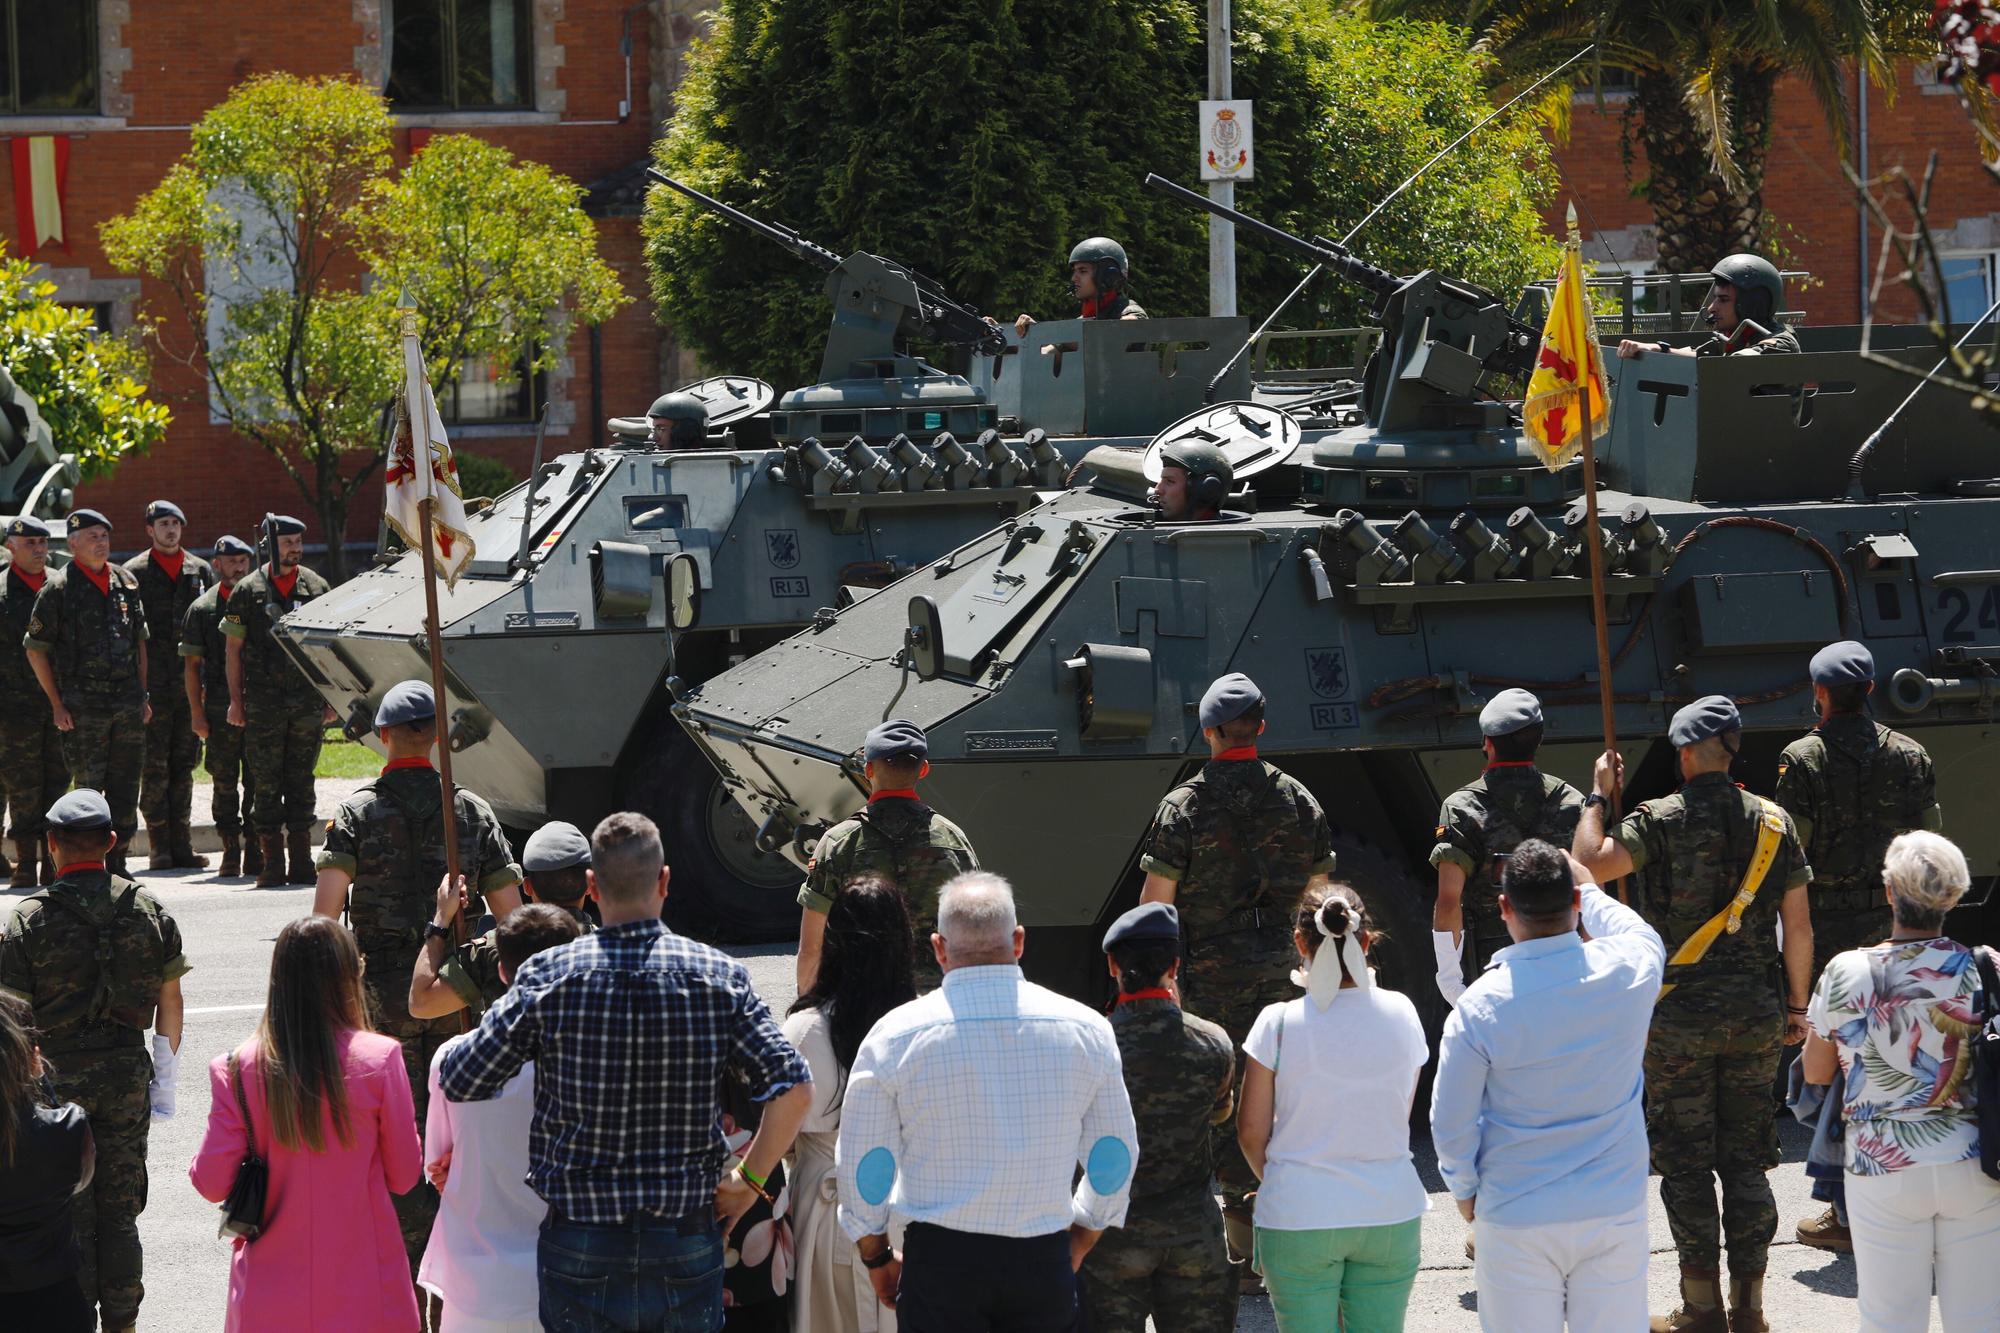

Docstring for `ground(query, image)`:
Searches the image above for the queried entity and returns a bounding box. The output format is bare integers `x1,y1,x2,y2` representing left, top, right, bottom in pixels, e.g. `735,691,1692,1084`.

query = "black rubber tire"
618,721,802,944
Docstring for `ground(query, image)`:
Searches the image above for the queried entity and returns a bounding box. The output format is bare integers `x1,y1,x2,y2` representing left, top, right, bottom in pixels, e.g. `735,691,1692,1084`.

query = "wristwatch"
1582,792,1609,812
423,920,453,942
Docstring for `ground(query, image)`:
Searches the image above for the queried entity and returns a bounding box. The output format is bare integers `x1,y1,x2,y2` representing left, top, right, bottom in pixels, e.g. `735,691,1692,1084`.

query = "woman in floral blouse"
1804,831,1999,1332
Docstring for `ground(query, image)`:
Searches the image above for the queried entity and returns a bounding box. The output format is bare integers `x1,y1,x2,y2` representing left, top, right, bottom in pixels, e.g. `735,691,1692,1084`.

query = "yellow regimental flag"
1522,241,1611,471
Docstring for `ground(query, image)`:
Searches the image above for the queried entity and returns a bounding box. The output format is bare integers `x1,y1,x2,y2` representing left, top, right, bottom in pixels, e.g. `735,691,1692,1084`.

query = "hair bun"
1318,898,1350,937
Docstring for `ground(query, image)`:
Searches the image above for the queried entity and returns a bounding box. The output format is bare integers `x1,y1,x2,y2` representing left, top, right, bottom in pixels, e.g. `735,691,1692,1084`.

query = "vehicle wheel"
618,721,802,943
1327,830,1450,1042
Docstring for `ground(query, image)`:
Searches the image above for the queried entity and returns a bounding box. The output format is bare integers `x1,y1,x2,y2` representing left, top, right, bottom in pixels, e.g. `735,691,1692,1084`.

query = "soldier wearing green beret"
124,500,213,871
0,514,64,886
180,536,260,878
1574,696,1814,1333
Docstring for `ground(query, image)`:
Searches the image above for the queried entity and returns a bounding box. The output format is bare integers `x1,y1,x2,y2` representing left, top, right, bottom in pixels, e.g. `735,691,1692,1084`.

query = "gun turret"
648,170,842,272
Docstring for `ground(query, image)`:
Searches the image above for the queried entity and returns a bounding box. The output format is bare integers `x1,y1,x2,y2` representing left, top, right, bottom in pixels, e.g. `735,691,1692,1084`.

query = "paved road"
22,854,1943,1332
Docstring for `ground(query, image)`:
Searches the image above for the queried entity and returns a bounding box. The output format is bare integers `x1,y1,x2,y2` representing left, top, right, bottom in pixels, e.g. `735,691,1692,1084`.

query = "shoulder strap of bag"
1657,796,1786,1003
1979,947,2000,1025
229,1052,258,1157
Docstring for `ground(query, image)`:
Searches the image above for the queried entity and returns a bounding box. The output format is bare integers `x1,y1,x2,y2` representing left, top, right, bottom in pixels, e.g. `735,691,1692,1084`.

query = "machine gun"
0,363,79,524
648,170,1005,379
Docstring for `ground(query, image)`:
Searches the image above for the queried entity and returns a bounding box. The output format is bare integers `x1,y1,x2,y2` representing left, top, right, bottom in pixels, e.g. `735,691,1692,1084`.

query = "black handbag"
218,1052,269,1241
1974,947,2000,1183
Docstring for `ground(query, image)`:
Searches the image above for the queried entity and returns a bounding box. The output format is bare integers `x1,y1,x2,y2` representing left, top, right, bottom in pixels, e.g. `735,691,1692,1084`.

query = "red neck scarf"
269,565,298,600
1081,292,1121,319
1484,760,1537,772
56,861,105,876
870,788,919,804
217,581,235,601
1214,746,1259,763
10,565,44,594
1116,987,1176,1006
382,757,434,773
151,548,185,581
72,561,110,596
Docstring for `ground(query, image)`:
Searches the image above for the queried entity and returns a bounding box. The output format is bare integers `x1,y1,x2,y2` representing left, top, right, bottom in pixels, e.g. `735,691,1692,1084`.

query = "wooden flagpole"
1575,378,1624,900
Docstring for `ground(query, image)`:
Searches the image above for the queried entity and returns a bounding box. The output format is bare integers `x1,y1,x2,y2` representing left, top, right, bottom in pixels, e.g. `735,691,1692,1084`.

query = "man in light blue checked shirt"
837,871,1139,1332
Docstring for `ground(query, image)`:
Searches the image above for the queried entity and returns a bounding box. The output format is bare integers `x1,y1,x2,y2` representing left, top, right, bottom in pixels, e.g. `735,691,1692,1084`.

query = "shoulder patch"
1434,824,1446,839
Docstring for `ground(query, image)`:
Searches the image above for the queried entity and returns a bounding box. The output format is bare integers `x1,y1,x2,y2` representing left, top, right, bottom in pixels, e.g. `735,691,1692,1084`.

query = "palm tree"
1368,1,1934,273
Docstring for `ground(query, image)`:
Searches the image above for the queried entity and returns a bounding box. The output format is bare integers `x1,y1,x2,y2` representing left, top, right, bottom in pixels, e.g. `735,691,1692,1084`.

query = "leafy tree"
0,246,171,483
647,1,1559,387
101,74,627,577
1371,0,1936,273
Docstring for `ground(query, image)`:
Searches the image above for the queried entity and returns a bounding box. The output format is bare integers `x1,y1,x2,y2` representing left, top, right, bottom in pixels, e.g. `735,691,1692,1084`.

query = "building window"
383,0,534,110
61,301,113,332
441,345,544,425
1573,65,1638,100
0,2,99,115
1940,252,1999,324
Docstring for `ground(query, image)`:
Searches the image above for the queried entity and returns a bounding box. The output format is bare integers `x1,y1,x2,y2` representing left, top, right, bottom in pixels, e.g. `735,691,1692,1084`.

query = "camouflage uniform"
438,903,595,1017
221,564,330,833
1697,324,1800,356
1138,756,1334,1205
1611,772,1811,1276
1079,994,1236,1333
0,865,190,1329
316,764,520,1278
800,794,977,988
24,566,149,852
1774,713,1941,980
0,565,66,853
178,584,254,843
1429,763,1583,980
124,549,212,836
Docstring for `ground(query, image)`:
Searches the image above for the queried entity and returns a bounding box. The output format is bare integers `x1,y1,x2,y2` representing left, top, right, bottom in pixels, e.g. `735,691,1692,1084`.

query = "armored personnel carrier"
673,183,2000,997
275,177,1356,937
0,361,86,527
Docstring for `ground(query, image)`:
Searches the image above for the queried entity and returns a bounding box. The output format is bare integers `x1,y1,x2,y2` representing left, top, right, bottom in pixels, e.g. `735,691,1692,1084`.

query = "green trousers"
1254,1216,1421,1333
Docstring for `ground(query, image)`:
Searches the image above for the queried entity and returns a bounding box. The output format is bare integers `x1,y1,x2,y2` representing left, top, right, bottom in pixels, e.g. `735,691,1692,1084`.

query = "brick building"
0,6,1986,557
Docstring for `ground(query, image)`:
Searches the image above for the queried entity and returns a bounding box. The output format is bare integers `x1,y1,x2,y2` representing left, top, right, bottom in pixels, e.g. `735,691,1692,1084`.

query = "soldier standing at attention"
222,515,334,886
1011,237,1149,337
125,500,212,871
1138,671,1335,1278
1776,639,1942,1256
313,680,522,1298
0,516,66,886
24,509,150,876
1080,902,1236,1333
180,535,260,879
795,718,977,993
646,391,709,450
1573,696,1814,1333
406,819,596,1021
1153,440,1234,522
0,788,188,1333
1429,688,1584,1004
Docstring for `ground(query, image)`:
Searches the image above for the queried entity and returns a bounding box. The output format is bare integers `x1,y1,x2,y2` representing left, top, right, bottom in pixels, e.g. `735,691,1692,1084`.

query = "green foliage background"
647,1,1560,387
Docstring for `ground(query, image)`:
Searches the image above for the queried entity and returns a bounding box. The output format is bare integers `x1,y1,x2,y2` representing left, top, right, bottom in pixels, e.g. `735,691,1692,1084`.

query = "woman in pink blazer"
191,916,422,1332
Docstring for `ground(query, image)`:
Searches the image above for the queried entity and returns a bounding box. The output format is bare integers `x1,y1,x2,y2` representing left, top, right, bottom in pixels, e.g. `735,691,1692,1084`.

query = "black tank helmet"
1068,236,1130,296
647,391,709,449
1708,254,1784,330
1159,439,1233,511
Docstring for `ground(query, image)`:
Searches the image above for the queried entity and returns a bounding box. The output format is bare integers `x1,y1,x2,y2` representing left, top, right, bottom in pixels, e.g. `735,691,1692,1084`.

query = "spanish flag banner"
1522,231,1610,472
9,136,69,255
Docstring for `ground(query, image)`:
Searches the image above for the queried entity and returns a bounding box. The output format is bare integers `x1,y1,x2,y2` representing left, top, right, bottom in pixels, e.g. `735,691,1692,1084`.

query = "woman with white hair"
1803,830,2000,1332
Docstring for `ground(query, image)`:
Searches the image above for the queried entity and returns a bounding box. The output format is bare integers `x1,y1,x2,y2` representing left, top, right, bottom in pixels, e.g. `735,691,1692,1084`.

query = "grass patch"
199,734,382,782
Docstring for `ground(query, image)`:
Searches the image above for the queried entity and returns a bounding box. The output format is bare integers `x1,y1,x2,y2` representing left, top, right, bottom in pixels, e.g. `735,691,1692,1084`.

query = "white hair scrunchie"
1290,901,1373,1010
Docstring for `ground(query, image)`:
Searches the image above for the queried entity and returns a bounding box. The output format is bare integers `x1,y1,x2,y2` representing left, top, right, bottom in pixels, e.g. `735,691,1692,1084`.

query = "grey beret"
145,499,186,523
66,508,109,533
1809,640,1875,687
1199,673,1264,729
1479,688,1544,738
47,788,113,830
374,680,437,729
212,535,254,559
1102,901,1181,952
864,719,928,764
4,515,48,539
523,821,591,873
1669,694,1741,746
265,515,307,536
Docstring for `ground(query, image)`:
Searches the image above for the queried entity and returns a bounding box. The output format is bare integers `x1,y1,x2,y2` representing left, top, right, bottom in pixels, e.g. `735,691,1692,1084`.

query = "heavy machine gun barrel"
1144,174,1399,300
647,169,842,273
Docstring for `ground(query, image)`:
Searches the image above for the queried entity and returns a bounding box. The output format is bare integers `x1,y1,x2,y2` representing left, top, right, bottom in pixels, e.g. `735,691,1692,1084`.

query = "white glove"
149,1034,178,1120
1433,930,1467,1006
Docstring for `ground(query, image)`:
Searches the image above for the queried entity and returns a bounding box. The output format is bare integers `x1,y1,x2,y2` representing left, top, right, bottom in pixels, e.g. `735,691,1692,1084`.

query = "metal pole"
1207,0,1236,318
1575,382,1623,902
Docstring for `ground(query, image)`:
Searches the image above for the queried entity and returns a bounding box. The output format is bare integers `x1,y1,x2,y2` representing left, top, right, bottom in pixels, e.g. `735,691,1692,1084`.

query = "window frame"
0,0,100,118
1938,250,2000,326
383,0,536,114
439,342,547,427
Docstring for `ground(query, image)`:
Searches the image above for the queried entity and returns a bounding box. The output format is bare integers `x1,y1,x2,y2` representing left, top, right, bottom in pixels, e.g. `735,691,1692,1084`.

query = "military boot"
147,823,175,871
1727,1273,1769,1333
0,842,11,878
243,830,265,877
1794,1204,1852,1253
37,839,54,886
8,838,34,888
287,828,315,885
219,832,242,878
1651,1267,1727,1333
255,833,287,888
171,821,208,870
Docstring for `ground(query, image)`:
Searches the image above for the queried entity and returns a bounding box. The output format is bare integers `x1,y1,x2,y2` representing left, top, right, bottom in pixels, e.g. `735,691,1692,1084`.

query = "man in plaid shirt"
440,811,811,1332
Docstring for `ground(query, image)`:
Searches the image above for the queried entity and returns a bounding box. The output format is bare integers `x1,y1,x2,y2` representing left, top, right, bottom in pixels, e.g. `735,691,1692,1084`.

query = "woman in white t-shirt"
1238,883,1429,1333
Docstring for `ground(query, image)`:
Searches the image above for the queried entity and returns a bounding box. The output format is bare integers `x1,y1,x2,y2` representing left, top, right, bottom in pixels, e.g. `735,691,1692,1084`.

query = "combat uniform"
125,542,212,865
317,758,519,1276
221,559,330,874
1695,324,1800,356
179,580,258,874
25,561,149,860
1611,771,1810,1283
0,556,65,883
1430,762,1583,981
1775,713,1939,979
802,793,977,988
0,810,189,1330
438,902,595,1017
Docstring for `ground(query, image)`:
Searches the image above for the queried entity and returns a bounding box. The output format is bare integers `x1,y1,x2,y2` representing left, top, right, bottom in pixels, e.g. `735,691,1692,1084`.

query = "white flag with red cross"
386,317,476,588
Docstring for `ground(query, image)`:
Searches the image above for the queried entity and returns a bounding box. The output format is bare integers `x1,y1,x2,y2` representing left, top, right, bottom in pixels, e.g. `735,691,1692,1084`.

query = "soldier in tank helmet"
0,788,189,1333
1429,688,1584,1003
125,500,213,871
1573,696,1814,1333
647,391,709,450
313,679,522,1299
1154,440,1234,522
796,718,977,993
0,514,66,886
1618,255,1799,360
180,535,260,878
1079,901,1236,1333
1010,236,1150,337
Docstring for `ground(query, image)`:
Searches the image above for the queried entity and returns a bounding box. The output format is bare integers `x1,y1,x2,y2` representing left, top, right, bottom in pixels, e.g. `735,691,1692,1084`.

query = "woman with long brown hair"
0,991,95,1331
191,916,423,1331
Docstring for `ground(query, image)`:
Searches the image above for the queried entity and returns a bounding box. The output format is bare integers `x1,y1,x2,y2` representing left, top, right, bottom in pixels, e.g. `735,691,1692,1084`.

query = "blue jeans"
538,1211,726,1333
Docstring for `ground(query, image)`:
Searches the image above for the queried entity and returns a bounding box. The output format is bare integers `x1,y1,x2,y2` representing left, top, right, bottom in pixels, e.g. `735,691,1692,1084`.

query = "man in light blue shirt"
1430,837,1665,1333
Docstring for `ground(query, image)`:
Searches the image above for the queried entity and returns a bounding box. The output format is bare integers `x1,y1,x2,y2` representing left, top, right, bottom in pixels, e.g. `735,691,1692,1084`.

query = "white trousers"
1472,1204,1648,1332
1846,1157,2000,1333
